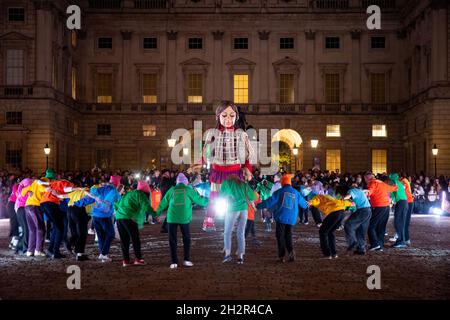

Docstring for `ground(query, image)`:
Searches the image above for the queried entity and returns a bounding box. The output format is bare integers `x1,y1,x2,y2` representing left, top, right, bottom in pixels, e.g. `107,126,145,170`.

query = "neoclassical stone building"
0,0,449,175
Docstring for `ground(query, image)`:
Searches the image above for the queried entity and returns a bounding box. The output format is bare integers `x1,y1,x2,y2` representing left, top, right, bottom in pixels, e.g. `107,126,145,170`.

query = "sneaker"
288,252,295,262
332,254,338,259
369,245,381,251
316,223,322,228
389,235,398,242
303,222,309,225
34,250,46,257
134,259,145,266
122,260,132,267
170,263,178,269
101,255,112,262
26,251,34,257
406,240,411,246
44,239,50,243
278,257,285,263
95,234,98,243
222,255,232,263
336,226,344,231
183,260,194,267
393,243,407,249
76,254,89,262
88,229,95,235
237,258,244,265
321,256,332,260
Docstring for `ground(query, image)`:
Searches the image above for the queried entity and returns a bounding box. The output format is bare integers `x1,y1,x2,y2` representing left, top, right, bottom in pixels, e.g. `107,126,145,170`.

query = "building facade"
0,0,449,175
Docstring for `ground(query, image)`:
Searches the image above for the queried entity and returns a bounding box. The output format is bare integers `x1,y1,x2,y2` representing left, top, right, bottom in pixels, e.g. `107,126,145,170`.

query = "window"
96,149,111,170
97,73,112,103
187,74,203,103
372,124,387,137
188,38,203,49
372,149,387,174
234,38,248,49
233,74,249,104
71,67,77,100
6,49,24,85
371,36,386,49
143,125,156,137
8,8,25,22
326,125,341,137
325,74,340,103
6,112,22,125
325,37,340,49
97,124,111,136
280,37,294,49
371,73,386,103
326,150,341,172
6,142,22,168
98,37,113,49
143,37,157,49
143,74,157,103
71,30,77,48
280,74,294,103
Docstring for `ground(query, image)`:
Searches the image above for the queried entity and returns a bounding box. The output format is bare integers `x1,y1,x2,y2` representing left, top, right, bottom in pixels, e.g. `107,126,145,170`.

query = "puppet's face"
219,106,237,128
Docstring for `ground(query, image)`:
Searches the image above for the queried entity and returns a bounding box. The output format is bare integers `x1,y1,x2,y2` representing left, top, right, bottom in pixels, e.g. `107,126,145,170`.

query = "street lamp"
44,143,51,170
167,138,176,148
432,144,438,177
292,146,298,173
311,139,319,149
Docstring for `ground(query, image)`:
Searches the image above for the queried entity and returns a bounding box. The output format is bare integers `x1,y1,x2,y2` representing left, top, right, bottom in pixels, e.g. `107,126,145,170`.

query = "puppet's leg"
202,182,219,232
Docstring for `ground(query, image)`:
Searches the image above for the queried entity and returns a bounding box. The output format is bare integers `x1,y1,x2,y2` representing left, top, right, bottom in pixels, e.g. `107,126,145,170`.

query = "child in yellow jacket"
309,186,354,259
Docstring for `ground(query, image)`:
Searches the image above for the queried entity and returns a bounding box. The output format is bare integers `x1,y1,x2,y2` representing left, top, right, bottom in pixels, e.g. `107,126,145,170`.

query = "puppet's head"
215,100,239,130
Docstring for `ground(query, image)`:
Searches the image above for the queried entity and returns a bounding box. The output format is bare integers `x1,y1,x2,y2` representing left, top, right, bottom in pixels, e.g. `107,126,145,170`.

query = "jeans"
40,202,65,256
168,223,191,264
7,201,19,238
93,216,115,255
224,210,248,257
368,206,390,248
405,202,414,242
344,207,372,252
319,210,344,257
311,206,323,225
16,207,28,253
245,219,256,238
68,206,89,254
25,206,45,253
117,219,142,261
394,200,408,245
275,222,294,258
299,206,308,223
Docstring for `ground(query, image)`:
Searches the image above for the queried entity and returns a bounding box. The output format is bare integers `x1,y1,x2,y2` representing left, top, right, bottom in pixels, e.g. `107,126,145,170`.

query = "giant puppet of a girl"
193,100,255,232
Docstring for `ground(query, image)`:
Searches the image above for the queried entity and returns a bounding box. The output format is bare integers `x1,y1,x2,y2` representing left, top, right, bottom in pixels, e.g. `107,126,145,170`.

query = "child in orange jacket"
245,190,261,246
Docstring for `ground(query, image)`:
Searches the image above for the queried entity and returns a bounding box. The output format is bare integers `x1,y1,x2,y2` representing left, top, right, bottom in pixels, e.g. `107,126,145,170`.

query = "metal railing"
88,0,122,9
134,0,167,9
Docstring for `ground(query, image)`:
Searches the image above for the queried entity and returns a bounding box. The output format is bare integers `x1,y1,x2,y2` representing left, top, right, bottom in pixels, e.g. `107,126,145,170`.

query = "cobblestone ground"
0,212,449,300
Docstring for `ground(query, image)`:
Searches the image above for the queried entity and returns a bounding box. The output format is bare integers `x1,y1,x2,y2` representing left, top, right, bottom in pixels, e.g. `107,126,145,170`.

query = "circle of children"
3,166,450,268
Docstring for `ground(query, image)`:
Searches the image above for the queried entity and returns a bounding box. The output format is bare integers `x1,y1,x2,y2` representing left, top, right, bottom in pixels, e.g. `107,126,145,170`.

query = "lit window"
326,125,341,137
326,150,341,172
188,74,203,103
325,73,340,103
371,73,386,103
143,125,156,137
372,125,387,137
6,49,24,85
280,74,294,103
143,74,157,103
97,73,112,103
233,74,248,104
71,67,77,100
372,149,387,174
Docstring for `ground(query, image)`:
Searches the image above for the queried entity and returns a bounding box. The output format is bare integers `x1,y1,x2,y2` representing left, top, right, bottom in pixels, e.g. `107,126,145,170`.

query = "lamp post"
167,138,176,170
432,144,438,177
292,146,298,173
311,139,319,169
44,143,51,170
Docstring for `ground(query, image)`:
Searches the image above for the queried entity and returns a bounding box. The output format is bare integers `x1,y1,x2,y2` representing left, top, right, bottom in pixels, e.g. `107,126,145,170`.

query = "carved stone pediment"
0,32,33,41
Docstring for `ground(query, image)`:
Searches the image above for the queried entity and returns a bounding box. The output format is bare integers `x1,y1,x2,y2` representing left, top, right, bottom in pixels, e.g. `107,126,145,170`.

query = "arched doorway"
271,129,303,173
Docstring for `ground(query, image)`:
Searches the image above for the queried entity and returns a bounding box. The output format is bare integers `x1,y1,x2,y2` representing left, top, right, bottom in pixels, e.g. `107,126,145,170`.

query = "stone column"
121,30,133,104
166,30,178,107
350,29,361,102
258,30,270,104
212,30,224,100
34,1,53,85
305,30,316,103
